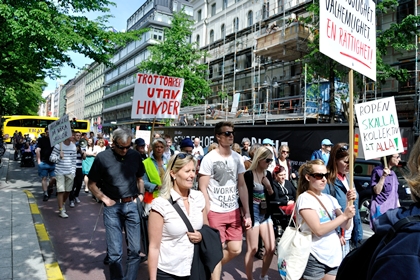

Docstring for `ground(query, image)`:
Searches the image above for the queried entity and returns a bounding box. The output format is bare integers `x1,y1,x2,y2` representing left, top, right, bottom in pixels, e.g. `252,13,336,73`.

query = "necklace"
254,170,263,183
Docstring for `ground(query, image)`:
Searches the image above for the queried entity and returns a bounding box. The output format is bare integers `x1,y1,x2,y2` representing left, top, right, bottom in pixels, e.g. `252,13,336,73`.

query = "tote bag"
277,207,312,280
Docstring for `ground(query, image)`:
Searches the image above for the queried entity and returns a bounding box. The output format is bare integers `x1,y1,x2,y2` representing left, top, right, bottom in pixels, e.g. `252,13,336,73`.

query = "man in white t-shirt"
192,137,204,159
199,121,252,280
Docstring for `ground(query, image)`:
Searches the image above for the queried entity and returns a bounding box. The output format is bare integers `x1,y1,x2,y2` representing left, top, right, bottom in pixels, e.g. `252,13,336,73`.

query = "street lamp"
263,79,279,125
201,95,207,126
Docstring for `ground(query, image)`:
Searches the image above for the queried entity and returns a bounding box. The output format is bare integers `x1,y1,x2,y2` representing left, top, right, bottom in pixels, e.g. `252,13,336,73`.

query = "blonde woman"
148,153,208,279
244,146,275,280
296,159,355,280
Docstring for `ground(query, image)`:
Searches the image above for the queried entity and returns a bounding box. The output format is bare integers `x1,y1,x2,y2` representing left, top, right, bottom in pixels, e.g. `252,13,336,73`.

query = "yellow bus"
1,116,90,143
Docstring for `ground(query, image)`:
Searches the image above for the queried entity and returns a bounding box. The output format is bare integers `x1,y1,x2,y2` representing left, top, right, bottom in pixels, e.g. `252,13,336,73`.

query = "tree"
138,10,211,107
300,0,420,121
0,0,145,115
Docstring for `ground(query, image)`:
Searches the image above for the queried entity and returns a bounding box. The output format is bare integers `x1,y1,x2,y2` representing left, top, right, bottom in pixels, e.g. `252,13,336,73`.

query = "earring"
173,177,176,180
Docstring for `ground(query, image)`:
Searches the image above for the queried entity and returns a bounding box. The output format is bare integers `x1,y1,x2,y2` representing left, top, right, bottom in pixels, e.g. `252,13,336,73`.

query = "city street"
1,146,373,280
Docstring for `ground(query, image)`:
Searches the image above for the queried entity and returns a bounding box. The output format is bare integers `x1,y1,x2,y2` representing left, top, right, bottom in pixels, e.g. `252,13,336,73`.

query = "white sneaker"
59,209,68,218
69,201,75,208
62,205,66,212
259,276,269,280
75,197,81,203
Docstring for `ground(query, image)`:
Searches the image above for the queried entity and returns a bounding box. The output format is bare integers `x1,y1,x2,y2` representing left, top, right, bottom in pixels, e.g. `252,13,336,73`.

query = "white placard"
135,130,152,146
48,114,72,147
355,97,403,159
131,74,184,119
319,0,376,81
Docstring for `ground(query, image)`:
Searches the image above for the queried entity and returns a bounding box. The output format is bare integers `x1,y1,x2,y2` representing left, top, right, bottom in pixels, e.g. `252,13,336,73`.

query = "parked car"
354,159,412,224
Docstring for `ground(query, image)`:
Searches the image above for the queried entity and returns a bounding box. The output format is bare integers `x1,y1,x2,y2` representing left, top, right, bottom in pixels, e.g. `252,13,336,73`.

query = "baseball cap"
180,138,194,148
135,138,146,146
321,139,333,146
262,138,274,146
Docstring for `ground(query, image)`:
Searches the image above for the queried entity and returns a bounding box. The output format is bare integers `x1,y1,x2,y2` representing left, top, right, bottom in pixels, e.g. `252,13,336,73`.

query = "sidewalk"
0,149,60,280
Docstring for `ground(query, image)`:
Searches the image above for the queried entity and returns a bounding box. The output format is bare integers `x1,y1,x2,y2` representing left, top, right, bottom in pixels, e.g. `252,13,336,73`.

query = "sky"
42,0,144,97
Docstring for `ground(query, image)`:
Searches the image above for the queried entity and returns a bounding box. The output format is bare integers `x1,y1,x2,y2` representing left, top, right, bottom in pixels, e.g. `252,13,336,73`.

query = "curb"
23,190,65,280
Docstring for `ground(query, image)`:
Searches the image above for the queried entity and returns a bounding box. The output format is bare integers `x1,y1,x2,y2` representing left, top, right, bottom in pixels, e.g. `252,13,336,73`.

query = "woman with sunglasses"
296,159,356,280
244,146,275,280
148,153,207,280
278,145,298,185
369,153,401,231
272,165,296,215
324,143,363,258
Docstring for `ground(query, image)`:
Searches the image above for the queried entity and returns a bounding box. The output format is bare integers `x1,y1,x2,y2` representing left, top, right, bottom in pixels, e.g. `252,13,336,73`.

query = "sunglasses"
309,173,329,180
114,143,131,150
265,158,274,163
170,152,193,170
339,146,349,152
281,150,289,154
218,131,234,137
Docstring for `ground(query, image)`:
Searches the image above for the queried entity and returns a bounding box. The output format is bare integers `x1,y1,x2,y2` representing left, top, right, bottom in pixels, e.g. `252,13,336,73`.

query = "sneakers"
259,275,269,280
59,209,68,218
75,197,81,203
69,200,75,208
62,205,66,213
43,194,49,201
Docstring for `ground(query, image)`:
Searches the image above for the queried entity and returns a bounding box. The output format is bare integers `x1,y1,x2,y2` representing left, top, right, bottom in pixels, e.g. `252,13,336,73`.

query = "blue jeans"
103,201,141,280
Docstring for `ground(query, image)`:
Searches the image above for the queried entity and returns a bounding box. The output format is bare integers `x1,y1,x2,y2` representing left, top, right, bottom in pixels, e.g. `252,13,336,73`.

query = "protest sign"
355,97,403,159
131,74,184,119
48,114,72,147
319,0,376,81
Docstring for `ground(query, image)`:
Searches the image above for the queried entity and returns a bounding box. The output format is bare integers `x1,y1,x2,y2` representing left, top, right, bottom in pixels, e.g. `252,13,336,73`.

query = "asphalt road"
2,146,373,280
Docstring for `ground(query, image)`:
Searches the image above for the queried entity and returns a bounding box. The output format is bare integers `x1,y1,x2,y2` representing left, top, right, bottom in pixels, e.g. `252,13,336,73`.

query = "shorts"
252,203,273,227
208,208,242,243
302,253,338,280
38,162,56,178
56,174,75,193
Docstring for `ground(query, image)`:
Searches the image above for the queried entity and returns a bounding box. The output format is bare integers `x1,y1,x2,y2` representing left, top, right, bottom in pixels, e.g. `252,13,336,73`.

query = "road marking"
23,190,65,280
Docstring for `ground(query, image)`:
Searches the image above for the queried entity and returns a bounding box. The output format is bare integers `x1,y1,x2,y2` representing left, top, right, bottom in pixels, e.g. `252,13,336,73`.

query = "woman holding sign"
370,154,400,231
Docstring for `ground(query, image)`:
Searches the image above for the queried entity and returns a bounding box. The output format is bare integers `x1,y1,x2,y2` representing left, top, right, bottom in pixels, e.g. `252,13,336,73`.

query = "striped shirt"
49,142,77,175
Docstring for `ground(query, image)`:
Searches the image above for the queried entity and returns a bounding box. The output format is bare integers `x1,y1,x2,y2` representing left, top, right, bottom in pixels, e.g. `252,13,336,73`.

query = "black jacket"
190,225,223,279
272,179,296,206
244,170,275,227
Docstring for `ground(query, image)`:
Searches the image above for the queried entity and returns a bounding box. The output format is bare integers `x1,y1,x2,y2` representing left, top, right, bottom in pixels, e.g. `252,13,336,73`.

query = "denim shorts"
302,253,338,280
253,203,273,227
38,162,56,178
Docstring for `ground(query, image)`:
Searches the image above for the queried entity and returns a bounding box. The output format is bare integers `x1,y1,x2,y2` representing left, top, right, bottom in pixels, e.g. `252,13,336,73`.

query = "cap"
262,138,274,146
135,138,146,146
180,138,194,148
321,139,333,146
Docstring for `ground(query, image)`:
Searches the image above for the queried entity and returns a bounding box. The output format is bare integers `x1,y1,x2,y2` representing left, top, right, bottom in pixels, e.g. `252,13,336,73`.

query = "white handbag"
277,206,312,280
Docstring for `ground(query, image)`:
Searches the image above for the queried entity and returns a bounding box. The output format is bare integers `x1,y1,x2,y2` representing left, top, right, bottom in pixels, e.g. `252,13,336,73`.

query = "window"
210,30,214,44
196,35,200,45
211,3,216,16
223,0,228,10
247,11,253,26
278,0,283,13
197,9,202,21
397,0,414,23
221,24,225,38
262,3,269,19
233,17,239,32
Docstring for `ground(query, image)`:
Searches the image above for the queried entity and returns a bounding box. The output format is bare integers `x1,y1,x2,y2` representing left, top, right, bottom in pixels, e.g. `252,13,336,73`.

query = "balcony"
255,22,313,61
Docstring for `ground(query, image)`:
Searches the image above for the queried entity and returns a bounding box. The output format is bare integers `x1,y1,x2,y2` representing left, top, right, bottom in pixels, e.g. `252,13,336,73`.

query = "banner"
319,0,376,81
355,97,403,159
48,114,72,147
131,74,184,119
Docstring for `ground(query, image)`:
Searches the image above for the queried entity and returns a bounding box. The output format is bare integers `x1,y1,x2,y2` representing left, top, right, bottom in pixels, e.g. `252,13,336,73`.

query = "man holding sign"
370,154,401,230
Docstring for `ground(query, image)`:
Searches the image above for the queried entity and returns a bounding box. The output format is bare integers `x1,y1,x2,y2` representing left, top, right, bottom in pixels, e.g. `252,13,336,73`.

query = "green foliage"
0,0,145,115
138,10,211,107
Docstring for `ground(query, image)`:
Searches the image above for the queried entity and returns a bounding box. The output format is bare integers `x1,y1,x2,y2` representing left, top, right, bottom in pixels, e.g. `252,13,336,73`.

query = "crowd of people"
20,121,416,280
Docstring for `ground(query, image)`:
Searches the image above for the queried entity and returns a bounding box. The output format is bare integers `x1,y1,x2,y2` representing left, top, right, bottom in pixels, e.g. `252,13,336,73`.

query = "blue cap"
262,138,274,146
321,139,333,146
180,138,194,148
135,138,146,146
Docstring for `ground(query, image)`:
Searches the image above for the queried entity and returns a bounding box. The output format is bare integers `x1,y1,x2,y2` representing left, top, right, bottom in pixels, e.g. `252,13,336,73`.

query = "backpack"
336,215,420,280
